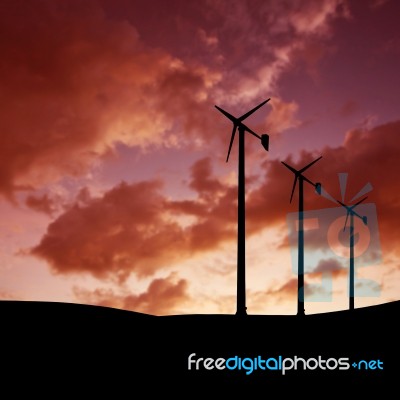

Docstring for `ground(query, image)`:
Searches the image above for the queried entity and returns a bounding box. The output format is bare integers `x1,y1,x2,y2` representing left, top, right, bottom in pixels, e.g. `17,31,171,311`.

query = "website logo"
188,353,384,375
286,174,382,302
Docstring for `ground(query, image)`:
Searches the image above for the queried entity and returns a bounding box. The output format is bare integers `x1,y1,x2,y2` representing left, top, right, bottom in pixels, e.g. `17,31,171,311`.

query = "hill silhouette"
1,300,397,393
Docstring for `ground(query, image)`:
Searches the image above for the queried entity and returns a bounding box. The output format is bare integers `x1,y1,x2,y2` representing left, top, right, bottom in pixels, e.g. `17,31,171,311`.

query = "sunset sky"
1,0,400,315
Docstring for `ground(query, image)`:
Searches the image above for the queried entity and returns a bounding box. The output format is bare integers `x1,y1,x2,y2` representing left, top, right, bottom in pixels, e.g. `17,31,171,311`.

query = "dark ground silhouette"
1,300,397,394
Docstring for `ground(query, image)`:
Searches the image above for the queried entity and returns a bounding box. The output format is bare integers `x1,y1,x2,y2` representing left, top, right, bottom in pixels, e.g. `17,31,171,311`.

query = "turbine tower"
281,156,322,316
215,99,270,316
336,197,368,311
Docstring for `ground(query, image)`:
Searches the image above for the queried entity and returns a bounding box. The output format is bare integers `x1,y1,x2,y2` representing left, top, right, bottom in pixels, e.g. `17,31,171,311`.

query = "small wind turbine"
336,196,368,311
320,173,373,311
215,99,270,316
281,156,322,316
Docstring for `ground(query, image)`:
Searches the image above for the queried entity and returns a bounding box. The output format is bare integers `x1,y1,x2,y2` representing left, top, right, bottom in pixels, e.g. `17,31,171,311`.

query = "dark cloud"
0,0,350,199
188,157,225,198
0,0,221,198
310,257,346,277
31,157,236,280
25,194,58,215
31,180,183,280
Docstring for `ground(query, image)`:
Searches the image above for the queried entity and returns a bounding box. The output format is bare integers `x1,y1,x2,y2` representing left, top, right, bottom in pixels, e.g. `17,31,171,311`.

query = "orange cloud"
0,0,221,198
31,120,400,283
250,275,332,311
0,0,351,200
246,278,299,313
310,258,346,277
288,0,349,36
32,116,400,288
31,158,236,280
0,291,18,300
206,0,349,103
264,97,300,135
31,180,184,281
74,273,189,315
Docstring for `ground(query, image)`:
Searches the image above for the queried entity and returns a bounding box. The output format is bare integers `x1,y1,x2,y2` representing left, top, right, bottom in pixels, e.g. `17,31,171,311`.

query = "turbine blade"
351,196,368,209
215,105,238,124
337,199,347,208
281,161,298,175
226,124,237,162
238,98,270,122
343,211,350,232
338,172,348,202
299,156,322,174
290,177,298,203
242,123,261,139
350,182,373,202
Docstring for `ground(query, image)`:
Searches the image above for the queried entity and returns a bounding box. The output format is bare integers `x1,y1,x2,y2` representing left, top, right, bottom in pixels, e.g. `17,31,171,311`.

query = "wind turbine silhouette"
215,98,270,316
336,196,368,311
281,156,322,316
320,173,373,311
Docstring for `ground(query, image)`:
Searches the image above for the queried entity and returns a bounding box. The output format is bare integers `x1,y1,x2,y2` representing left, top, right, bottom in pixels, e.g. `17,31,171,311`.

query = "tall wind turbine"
336,197,368,311
281,157,322,316
215,99,270,316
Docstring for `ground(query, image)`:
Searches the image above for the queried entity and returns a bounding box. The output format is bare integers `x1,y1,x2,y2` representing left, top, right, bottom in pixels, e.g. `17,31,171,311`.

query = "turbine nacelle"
337,197,368,232
261,134,269,151
281,157,323,203
215,99,271,162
